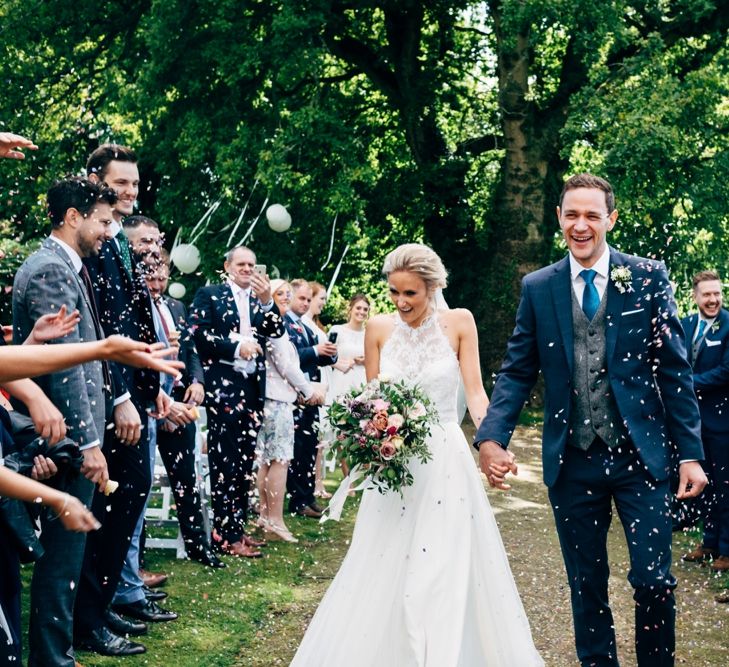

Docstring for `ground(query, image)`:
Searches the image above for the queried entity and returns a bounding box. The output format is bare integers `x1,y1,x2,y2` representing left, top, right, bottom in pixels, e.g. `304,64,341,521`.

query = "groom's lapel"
550,256,574,374
605,249,627,364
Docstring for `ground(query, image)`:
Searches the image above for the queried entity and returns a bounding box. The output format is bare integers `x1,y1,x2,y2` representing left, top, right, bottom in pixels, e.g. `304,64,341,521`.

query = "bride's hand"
478,441,517,490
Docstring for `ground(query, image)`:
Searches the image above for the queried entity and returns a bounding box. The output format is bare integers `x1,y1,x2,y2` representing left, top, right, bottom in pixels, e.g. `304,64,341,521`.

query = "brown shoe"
295,505,323,519
139,568,168,588
243,534,266,548
220,540,262,558
710,555,729,572
682,546,718,562
716,591,729,603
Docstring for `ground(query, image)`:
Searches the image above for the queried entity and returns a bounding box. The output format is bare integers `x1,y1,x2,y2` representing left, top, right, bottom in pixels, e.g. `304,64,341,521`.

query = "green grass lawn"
21,474,354,667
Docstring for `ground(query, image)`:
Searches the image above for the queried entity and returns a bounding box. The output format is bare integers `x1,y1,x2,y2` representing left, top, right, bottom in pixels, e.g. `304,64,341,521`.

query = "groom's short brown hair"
692,270,721,290
559,173,615,213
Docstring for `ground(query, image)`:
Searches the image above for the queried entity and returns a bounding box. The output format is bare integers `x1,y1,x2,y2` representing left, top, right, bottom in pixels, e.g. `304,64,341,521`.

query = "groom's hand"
478,440,518,490
676,461,708,499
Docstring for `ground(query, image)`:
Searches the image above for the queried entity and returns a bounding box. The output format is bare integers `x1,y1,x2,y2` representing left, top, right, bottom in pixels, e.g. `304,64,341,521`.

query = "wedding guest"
12,177,115,666
285,279,337,518
75,143,164,657
146,254,223,568
110,216,178,625
190,246,283,557
256,280,324,542
326,294,370,402
302,282,331,500
680,271,729,573
324,294,371,482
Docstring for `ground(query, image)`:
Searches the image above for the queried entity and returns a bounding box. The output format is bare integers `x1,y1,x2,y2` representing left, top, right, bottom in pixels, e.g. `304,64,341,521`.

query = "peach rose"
372,412,389,431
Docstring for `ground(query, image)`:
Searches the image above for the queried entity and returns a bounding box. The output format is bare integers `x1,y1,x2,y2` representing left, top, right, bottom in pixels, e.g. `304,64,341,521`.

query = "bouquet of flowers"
326,375,437,497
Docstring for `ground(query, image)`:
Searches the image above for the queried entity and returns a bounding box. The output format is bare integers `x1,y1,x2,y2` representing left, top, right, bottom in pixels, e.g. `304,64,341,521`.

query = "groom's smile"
557,187,618,268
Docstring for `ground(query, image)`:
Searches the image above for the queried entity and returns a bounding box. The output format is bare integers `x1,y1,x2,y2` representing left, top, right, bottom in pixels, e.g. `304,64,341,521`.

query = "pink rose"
380,440,397,460
363,421,381,437
387,413,404,429
409,402,426,418
372,398,390,412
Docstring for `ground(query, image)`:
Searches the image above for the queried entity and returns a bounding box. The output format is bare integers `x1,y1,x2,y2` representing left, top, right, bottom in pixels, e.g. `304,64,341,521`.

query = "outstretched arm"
0,467,100,532
0,337,182,383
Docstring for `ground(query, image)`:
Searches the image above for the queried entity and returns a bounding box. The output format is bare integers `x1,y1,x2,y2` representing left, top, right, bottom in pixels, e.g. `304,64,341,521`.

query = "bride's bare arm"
451,309,490,428
364,315,392,381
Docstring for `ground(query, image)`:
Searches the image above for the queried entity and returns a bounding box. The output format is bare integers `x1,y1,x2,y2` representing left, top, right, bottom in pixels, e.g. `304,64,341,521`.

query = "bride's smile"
387,270,433,328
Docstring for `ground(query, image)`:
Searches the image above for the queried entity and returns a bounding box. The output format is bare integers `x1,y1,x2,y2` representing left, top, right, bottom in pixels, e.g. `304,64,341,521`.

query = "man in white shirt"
190,246,284,558
13,176,115,666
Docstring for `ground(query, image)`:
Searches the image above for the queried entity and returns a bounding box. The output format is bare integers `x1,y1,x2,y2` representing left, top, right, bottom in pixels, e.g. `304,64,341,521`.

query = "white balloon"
266,204,292,233
170,243,201,274
168,282,186,299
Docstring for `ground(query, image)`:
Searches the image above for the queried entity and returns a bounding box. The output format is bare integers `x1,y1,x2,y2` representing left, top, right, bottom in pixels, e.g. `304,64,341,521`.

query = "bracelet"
50,492,70,521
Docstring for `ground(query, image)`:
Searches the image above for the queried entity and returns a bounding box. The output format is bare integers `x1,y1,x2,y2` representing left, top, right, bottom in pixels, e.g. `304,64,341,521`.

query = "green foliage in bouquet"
326,376,437,495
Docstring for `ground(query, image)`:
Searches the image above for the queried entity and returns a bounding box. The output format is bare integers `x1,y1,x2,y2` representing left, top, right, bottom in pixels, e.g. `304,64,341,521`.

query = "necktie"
116,231,133,275
238,289,252,334
79,265,112,391
692,319,707,363
580,269,599,321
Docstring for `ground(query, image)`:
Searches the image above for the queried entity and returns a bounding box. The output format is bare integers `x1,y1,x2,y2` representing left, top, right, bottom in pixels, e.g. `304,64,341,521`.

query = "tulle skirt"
290,422,543,666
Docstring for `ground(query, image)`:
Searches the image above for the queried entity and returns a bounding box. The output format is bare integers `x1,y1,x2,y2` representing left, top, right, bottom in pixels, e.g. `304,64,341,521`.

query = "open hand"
103,336,185,377
0,132,38,160
27,305,80,344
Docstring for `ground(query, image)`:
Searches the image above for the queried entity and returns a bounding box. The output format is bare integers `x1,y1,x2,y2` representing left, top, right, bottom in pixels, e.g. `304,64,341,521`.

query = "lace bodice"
380,314,461,423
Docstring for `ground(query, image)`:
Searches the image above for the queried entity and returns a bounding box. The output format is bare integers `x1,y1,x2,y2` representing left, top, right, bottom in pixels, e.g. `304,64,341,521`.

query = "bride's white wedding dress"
290,314,543,666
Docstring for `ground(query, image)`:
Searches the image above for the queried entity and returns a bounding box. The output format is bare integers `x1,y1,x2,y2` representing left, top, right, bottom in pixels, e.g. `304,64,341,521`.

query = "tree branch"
455,134,502,158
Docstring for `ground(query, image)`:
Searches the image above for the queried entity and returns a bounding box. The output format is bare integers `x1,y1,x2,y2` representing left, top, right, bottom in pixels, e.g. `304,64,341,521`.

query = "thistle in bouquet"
326,375,437,498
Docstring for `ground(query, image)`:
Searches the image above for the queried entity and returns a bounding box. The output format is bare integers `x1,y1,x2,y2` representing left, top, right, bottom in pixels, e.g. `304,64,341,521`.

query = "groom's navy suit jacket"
681,308,729,434
477,249,704,487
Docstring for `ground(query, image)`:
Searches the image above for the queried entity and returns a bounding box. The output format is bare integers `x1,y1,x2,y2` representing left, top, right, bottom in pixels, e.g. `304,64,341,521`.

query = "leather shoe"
219,540,262,558
189,547,226,568
103,609,147,637
113,598,178,623
75,626,146,656
716,590,729,603
143,584,168,601
682,545,718,562
139,568,168,588
295,505,322,519
710,555,729,572
309,501,324,513
243,534,266,548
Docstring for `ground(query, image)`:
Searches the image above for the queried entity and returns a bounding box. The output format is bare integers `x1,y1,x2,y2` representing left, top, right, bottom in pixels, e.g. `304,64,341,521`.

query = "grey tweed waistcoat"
568,287,629,450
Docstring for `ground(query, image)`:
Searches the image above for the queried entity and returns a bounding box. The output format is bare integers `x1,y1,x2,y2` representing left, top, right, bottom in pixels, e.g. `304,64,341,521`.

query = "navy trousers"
701,430,729,556
548,439,676,667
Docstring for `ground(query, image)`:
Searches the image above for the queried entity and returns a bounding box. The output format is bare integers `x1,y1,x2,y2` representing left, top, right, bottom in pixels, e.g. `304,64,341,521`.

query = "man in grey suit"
13,176,116,666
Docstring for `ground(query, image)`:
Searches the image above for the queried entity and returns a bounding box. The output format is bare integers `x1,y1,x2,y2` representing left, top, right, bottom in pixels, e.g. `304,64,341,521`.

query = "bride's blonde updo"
382,243,448,291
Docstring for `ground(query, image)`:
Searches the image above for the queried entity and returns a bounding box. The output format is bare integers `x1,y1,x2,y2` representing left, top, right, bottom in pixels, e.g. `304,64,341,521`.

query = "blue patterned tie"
580,269,599,321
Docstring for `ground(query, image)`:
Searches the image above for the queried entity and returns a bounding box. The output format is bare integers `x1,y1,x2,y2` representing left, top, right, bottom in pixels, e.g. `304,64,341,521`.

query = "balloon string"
239,196,269,246
327,244,350,295
224,178,259,247
320,213,338,270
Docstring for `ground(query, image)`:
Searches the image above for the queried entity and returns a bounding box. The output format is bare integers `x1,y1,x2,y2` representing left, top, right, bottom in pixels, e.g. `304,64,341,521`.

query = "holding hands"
478,440,518,491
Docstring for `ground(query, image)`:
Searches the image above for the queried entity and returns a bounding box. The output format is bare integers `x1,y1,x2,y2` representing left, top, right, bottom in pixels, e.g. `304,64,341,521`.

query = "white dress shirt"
568,245,610,304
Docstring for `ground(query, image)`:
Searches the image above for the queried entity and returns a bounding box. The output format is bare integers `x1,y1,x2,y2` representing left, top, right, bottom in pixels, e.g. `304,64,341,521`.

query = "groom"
477,173,707,666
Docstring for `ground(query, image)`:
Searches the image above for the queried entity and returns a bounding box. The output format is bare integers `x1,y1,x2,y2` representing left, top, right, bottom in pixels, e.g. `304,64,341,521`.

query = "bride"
290,244,543,666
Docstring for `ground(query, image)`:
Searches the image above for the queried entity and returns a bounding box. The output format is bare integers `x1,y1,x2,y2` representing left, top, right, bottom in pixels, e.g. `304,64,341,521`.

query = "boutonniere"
610,265,634,294
711,321,721,334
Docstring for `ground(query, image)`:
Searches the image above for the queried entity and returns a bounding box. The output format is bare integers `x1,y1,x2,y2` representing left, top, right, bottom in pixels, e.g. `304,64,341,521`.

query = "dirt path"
239,424,729,666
